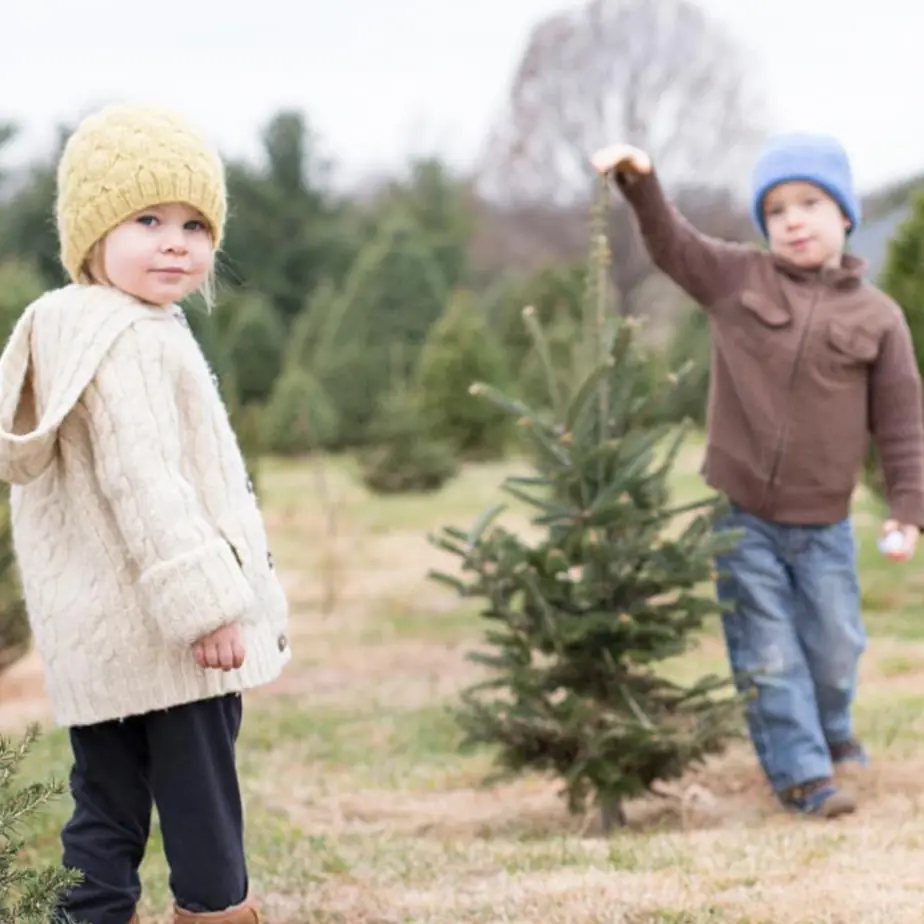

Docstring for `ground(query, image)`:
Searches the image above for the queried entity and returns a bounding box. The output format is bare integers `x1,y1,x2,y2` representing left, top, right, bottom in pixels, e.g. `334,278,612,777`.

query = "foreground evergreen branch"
0,725,80,922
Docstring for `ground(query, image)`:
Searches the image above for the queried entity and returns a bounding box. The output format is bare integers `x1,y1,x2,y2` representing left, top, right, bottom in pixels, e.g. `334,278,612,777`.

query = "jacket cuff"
613,168,669,213
138,539,255,646
888,494,924,530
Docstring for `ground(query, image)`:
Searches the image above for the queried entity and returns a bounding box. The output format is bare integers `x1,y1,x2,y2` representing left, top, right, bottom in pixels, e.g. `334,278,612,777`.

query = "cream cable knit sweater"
0,283,291,727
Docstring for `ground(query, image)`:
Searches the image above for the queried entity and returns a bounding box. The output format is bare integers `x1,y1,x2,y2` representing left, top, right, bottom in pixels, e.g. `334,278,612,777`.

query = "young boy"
592,133,924,817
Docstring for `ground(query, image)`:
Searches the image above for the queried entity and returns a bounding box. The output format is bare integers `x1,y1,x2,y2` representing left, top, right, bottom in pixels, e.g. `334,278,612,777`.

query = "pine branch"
0,725,81,920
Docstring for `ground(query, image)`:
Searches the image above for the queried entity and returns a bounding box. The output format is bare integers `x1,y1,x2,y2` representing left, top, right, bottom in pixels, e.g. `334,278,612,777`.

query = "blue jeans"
714,505,867,792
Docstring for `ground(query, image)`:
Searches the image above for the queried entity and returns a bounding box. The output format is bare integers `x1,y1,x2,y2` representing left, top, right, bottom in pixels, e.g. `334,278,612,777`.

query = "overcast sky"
3,0,923,195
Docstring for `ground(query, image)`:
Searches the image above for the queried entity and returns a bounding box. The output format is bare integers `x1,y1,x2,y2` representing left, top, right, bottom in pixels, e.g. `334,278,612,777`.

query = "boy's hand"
880,520,919,562
590,143,652,178
193,623,246,671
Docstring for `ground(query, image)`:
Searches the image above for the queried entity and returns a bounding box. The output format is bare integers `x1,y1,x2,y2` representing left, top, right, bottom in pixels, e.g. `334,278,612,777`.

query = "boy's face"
763,180,850,270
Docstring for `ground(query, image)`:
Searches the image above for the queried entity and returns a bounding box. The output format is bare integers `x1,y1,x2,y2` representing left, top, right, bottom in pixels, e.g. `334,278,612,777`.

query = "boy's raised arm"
592,143,753,309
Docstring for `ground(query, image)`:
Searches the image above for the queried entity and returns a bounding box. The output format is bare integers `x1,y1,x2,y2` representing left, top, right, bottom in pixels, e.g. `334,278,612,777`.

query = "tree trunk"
599,791,627,834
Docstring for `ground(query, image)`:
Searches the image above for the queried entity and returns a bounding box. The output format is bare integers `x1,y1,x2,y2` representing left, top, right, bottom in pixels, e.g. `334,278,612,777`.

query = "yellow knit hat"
55,103,227,283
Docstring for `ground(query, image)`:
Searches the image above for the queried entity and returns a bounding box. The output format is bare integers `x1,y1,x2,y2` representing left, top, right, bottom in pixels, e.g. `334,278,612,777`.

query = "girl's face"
96,202,214,307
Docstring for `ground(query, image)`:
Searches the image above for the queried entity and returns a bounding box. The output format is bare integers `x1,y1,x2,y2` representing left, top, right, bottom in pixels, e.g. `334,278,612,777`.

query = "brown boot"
173,897,260,923
779,777,857,818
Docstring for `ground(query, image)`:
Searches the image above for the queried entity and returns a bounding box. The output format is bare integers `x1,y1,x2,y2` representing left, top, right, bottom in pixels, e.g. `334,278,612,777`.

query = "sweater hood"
0,284,168,485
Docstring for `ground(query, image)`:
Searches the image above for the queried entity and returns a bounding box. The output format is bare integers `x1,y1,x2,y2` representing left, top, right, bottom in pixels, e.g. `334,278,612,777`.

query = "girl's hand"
880,520,919,562
590,143,652,178
193,623,246,670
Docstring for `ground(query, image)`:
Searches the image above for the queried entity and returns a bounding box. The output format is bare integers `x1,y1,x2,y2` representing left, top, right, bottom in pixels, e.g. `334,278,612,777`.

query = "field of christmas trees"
3,187,924,922
4,0,924,916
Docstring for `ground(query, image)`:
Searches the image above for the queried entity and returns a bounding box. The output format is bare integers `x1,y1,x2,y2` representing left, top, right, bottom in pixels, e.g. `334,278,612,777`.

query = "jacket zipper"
762,285,823,514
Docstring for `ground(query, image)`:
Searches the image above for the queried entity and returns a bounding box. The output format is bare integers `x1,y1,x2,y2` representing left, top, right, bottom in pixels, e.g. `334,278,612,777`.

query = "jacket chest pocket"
725,291,793,358
821,320,878,380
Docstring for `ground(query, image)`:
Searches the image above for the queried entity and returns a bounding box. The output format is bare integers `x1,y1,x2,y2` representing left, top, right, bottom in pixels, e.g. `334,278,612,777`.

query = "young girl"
0,104,290,923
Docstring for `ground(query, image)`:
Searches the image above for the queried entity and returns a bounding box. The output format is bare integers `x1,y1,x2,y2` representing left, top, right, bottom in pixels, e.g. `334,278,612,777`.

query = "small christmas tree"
415,289,511,461
262,365,340,456
220,373,263,499
428,182,741,831
0,724,81,921
0,261,44,671
359,383,458,495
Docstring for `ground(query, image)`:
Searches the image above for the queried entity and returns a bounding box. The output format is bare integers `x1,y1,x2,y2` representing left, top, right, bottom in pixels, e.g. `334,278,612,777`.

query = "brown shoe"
173,897,260,923
780,777,856,818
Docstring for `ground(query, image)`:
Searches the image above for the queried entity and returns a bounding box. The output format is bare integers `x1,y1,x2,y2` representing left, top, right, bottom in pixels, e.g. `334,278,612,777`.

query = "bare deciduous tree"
477,0,766,206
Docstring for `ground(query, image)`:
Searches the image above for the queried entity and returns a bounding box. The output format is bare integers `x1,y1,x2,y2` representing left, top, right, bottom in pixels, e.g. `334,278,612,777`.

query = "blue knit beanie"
750,133,860,238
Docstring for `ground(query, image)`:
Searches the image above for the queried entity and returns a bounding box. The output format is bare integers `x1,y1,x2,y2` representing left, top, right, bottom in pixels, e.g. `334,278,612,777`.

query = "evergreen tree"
0,128,68,291
282,278,355,452
0,261,46,343
321,213,449,444
285,279,348,372
0,496,29,676
415,289,511,460
181,300,232,383
360,383,458,495
866,189,924,503
657,305,711,427
221,291,287,407
0,261,43,671
428,183,741,831
0,725,81,921
222,377,264,498
493,262,585,384
376,157,474,291
517,309,581,412
219,111,357,325
263,366,339,455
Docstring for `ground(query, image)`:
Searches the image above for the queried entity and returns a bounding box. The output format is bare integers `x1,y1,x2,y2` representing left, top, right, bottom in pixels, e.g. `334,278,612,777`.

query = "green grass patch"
358,600,482,644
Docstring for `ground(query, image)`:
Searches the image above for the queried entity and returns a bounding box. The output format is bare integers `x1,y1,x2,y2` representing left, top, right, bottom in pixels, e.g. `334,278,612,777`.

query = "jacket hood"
0,284,168,485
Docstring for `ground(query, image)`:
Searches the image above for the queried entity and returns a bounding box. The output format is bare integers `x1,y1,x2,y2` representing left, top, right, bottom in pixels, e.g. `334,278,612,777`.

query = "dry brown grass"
12,441,924,923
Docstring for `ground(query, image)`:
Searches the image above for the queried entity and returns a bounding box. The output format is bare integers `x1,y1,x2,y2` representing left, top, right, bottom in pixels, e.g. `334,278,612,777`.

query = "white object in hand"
879,530,906,555
590,144,652,176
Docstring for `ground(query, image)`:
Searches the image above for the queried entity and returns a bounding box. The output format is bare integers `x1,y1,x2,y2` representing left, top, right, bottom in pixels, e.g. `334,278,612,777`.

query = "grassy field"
7,434,924,923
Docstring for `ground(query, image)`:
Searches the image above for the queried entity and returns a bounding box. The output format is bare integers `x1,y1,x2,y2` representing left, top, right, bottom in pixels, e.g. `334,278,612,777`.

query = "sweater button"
277,634,288,652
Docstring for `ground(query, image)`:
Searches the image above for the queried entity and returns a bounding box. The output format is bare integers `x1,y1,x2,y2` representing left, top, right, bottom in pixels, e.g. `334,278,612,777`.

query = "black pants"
54,694,248,924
